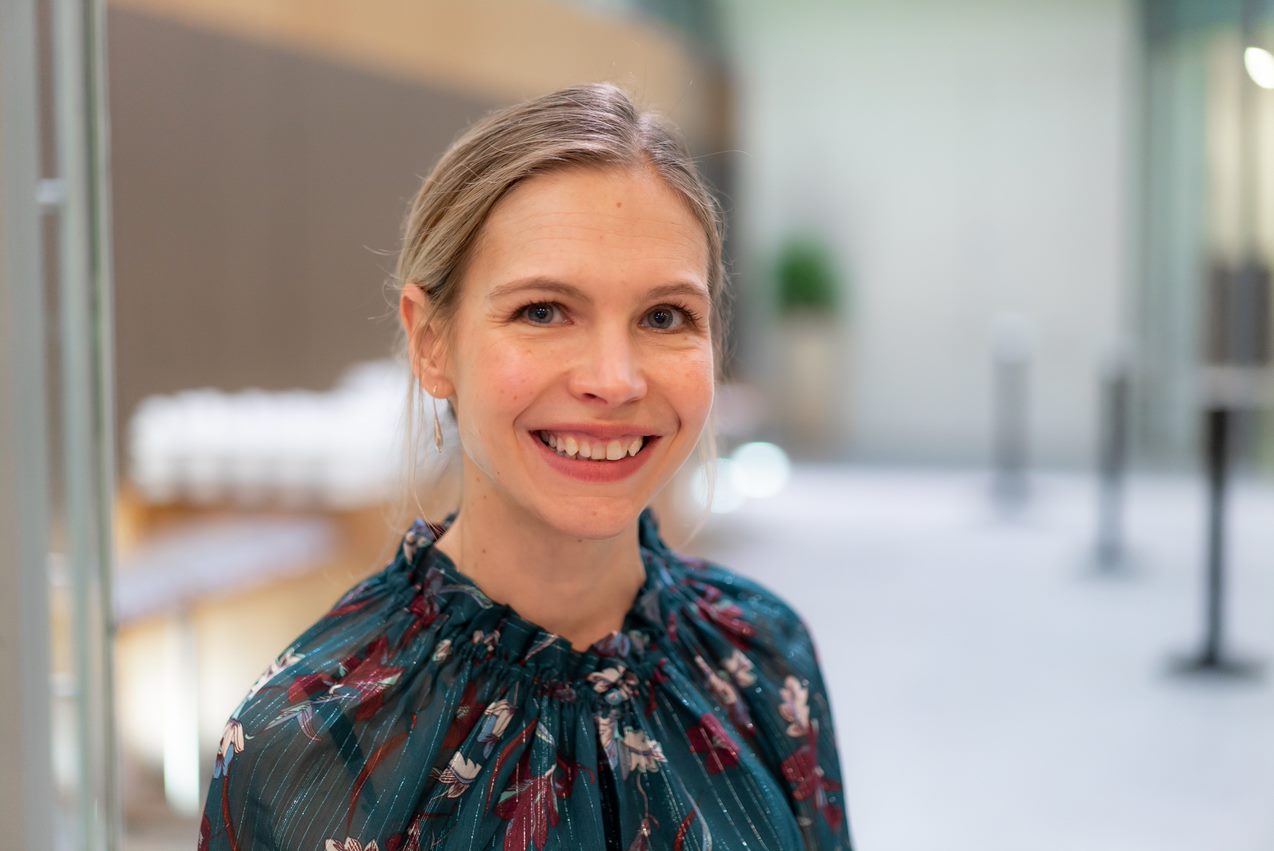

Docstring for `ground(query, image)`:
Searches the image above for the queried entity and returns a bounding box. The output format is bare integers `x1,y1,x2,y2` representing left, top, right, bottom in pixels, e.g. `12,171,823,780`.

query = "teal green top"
199,507,853,850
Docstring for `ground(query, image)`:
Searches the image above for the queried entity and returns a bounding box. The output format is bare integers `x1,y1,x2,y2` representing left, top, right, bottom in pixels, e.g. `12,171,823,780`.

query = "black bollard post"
1200,405,1228,667
992,317,1030,513
1172,403,1261,678
1095,355,1129,569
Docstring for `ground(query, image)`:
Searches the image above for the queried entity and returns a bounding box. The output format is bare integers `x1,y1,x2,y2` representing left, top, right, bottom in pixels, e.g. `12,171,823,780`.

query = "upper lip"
533,423,661,440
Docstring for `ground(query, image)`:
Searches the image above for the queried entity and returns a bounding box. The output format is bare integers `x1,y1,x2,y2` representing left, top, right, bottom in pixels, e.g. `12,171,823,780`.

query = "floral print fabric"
198,507,853,850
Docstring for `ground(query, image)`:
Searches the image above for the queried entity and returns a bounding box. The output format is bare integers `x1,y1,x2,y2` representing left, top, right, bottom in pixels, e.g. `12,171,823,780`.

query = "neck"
432,482,647,652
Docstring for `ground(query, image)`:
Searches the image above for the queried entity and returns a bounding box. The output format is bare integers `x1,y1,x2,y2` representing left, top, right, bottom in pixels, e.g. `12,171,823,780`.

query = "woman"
199,83,853,851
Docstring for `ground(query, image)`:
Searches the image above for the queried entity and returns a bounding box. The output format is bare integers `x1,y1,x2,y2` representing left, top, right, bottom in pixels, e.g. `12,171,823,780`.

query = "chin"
532,497,647,541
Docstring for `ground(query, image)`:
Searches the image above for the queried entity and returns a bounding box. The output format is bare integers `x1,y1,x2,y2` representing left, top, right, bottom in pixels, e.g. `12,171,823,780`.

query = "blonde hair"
393,82,729,529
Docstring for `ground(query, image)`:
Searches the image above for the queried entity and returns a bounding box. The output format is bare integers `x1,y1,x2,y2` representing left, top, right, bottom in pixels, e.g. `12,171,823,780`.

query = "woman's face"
418,164,714,540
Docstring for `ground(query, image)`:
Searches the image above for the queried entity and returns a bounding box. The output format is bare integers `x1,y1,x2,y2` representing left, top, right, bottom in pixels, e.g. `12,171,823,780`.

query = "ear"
399,285,456,398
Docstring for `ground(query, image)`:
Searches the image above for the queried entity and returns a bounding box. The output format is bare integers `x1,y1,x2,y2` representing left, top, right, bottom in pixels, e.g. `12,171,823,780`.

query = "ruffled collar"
400,506,681,693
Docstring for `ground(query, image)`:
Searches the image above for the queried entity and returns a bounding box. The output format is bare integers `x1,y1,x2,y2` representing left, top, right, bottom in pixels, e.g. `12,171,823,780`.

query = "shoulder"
641,507,819,668
200,551,439,844
666,551,853,847
654,546,833,729
666,549,826,684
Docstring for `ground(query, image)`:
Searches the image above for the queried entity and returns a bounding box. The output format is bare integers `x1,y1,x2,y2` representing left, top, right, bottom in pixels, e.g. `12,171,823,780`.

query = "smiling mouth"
533,430,656,461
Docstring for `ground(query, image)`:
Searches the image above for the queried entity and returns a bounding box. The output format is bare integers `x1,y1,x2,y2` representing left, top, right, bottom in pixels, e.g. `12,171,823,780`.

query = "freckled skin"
399,165,714,645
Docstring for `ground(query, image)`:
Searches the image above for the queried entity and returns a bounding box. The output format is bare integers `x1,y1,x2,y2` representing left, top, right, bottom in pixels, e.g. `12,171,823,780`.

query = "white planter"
776,314,842,453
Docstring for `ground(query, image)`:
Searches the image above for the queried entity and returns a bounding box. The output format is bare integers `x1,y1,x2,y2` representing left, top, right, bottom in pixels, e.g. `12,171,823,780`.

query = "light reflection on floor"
694,466,1274,851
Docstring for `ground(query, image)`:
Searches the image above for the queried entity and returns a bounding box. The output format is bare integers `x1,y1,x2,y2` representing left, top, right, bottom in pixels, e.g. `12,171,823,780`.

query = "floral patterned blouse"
199,507,853,850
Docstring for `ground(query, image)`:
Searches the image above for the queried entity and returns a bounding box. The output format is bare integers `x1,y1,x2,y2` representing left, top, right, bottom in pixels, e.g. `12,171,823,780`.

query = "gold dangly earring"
432,386,444,453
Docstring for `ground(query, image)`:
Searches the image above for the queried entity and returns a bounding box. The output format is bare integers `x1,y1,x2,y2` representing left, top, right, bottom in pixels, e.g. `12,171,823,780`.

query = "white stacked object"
127,359,445,508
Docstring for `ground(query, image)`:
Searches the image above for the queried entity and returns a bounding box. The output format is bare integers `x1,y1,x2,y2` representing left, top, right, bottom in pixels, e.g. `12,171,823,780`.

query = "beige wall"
108,0,720,142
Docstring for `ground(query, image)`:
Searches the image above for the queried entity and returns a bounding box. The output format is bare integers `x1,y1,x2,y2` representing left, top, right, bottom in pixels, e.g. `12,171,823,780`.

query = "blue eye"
647,309,677,328
645,303,702,332
513,300,703,331
520,303,560,324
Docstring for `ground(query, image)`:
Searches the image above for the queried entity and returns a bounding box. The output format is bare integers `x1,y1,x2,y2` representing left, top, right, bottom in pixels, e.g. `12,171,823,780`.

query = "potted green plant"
773,236,845,453
776,238,839,317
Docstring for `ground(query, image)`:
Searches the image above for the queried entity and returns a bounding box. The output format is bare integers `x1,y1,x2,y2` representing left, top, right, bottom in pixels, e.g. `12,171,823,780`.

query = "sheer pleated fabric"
198,508,853,850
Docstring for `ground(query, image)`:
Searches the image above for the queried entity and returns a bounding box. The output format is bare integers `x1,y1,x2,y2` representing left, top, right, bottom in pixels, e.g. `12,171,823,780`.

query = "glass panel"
39,0,122,847
1140,0,1274,469
0,0,58,845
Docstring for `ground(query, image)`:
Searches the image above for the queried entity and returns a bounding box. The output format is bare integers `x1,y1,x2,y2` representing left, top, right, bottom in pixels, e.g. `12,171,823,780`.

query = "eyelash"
511,301,704,331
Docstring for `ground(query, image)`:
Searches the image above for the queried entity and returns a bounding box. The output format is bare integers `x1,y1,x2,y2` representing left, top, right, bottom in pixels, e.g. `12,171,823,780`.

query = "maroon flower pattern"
687,712,741,774
493,751,589,851
779,675,845,834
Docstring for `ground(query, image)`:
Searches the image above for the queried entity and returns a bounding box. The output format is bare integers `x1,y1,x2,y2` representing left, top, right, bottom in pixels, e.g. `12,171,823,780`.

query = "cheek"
464,342,544,416
665,348,715,426
454,345,544,478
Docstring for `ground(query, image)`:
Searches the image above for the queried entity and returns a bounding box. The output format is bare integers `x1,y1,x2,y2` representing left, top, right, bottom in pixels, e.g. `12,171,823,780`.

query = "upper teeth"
540,431,646,460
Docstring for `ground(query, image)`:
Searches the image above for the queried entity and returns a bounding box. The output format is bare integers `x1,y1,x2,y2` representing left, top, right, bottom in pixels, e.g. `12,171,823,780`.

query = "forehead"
465,165,710,295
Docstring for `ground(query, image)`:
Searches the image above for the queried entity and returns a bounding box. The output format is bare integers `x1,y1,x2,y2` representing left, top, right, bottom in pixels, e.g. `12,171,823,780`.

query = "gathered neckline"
398,506,682,695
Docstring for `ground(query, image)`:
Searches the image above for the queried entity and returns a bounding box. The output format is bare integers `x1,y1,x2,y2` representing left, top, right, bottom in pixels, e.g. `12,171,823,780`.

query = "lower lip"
527,430,660,483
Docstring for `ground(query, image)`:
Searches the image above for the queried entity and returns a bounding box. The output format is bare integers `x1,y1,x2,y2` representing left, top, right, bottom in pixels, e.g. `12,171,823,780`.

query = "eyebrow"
487,276,711,304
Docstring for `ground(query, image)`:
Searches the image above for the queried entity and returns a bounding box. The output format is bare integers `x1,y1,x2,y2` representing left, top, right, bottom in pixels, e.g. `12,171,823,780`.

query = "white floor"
695,466,1274,851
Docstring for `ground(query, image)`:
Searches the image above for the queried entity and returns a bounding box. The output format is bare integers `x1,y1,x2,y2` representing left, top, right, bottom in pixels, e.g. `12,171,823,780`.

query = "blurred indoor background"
4,0,1274,849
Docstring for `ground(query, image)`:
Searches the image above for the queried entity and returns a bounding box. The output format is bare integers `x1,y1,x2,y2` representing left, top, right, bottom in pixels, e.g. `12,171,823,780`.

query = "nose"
568,324,647,406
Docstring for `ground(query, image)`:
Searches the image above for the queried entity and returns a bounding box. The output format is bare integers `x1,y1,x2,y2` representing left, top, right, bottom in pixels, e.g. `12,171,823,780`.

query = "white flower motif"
589,665,626,693
402,519,429,562
470,629,500,654
244,649,304,703
596,710,616,749
620,728,667,778
219,718,244,757
588,664,639,705
324,840,380,851
436,751,482,798
213,717,245,777
482,699,513,738
723,649,756,687
695,655,740,707
477,699,513,757
779,675,810,737
592,709,619,771
710,668,739,706
404,814,424,851
432,638,452,662
450,751,482,778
